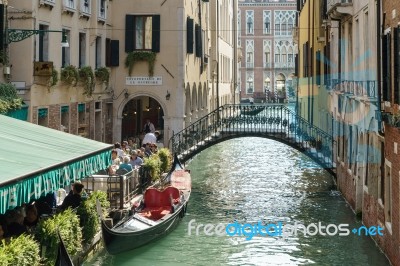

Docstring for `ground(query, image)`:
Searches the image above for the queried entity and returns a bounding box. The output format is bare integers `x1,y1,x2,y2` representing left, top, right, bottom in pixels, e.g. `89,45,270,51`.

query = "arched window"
246,11,254,34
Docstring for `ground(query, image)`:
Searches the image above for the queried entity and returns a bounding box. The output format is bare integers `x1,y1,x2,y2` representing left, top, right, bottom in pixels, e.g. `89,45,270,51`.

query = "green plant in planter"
76,191,110,244
36,208,82,266
60,65,79,86
79,66,95,96
125,51,156,76
143,154,162,181
158,148,172,173
0,83,22,114
0,234,41,266
95,67,110,88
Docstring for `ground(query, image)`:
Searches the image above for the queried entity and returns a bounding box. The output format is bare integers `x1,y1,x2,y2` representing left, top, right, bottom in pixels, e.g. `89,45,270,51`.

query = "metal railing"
330,79,377,98
170,104,336,170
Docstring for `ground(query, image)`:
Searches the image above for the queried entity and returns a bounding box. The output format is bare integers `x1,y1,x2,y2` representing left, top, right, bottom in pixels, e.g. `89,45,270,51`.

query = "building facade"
297,0,398,265
7,0,114,143
238,0,297,103
4,0,238,147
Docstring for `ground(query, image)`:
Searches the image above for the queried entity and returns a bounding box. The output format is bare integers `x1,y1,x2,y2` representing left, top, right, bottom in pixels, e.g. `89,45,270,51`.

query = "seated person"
59,183,85,211
24,204,39,228
5,210,26,238
0,223,6,242
119,156,133,172
129,150,143,168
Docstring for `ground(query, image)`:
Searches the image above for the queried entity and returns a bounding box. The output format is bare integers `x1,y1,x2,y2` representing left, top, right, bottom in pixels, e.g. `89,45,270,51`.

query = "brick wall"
48,104,61,130
337,163,356,209
70,102,78,135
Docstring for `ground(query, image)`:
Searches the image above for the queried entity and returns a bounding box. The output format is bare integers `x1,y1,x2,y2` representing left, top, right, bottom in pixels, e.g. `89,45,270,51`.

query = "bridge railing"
170,104,335,169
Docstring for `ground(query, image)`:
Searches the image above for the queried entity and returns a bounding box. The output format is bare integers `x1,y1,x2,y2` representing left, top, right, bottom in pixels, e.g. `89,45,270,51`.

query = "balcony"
39,0,56,8
246,62,254,68
80,0,91,18
98,0,107,22
327,0,353,20
264,62,272,68
274,62,295,69
63,0,76,13
330,79,377,99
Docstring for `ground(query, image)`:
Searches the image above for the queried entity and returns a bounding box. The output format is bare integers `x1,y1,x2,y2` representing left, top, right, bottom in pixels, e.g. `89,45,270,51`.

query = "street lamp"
8,29,69,47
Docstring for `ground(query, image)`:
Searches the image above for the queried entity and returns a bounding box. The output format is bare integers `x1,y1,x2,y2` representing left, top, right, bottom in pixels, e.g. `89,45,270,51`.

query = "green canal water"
85,138,390,266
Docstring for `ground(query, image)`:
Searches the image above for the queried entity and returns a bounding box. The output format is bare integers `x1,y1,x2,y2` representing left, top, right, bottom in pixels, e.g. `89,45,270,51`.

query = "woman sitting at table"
24,204,39,228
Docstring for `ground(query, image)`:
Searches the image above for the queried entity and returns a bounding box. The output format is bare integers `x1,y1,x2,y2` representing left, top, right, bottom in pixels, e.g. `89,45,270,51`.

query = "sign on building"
126,76,162,86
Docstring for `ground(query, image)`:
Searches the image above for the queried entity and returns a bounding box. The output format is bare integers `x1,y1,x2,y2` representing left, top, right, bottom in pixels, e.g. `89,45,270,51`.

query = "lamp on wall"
61,31,69,47
124,91,129,99
166,91,171,100
8,28,69,47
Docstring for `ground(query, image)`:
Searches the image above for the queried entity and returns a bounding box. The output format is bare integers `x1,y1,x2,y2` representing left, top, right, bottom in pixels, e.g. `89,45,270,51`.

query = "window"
187,17,194,54
62,29,70,67
275,23,281,35
79,32,86,67
39,24,49,62
246,40,254,68
384,162,392,226
80,0,90,14
64,0,75,9
125,15,160,52
98,0,106,20
60,106,69,133
263,11,271,34
95,36,101,68
394,26,400,104
38,108,49,127
246,11,254,35
382,32,391,101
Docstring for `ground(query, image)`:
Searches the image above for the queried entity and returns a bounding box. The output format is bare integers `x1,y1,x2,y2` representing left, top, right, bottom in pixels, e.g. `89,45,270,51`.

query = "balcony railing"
80,0,91,16
64,0,76,10
246,62,254,68
98,0,107,21
274,62,295,69
264,62,272,68
40,0,56,7
327,0,353,19
330,79,377,98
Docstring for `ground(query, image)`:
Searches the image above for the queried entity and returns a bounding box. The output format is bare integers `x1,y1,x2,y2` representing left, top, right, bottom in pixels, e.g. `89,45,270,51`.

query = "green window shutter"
78,103,85,113
38,108,48,118
382,33,391,101
61,106,69,114
125,15,134,53
152,15,161,53
187,17,194,54
195,24,202,58
394,27,400,104
111,40,119,66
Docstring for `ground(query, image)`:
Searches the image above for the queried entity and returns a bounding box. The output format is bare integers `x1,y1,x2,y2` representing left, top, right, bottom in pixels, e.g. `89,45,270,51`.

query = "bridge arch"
170,104,336,176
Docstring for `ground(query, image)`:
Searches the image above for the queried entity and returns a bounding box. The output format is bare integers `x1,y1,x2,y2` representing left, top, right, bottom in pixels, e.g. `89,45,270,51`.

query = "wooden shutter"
111,40,119,66
316,50,321,85
152,15,160,53
394,27,400,104
0,4,3,50
382,33,391,101
294,54,298,76
195,24,202,57
187,17,194,54
106,38,111,66
125,15,134,52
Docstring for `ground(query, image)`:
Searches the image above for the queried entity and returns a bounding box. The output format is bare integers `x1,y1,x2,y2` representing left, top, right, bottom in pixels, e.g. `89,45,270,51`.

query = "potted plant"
125,51,156,76
95,67,110,87
60,65,79,86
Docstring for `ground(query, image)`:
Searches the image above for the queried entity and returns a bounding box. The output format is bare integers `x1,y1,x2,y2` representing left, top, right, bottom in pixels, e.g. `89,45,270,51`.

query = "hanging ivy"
49,69,58,88
79,66,95,96
125,51,156,76
95,67,110,87
60,65,79,86
0,83,22,114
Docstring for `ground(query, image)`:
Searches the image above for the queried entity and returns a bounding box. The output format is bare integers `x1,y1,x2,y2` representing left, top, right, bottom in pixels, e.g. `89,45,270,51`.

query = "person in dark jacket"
59,183,84,211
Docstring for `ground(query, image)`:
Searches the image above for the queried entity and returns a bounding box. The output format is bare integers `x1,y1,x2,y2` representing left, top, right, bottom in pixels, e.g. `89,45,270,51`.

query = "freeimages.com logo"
187,220,384,240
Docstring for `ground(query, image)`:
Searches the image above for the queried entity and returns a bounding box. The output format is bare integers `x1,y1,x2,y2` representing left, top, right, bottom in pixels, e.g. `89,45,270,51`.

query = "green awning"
0,115,113,214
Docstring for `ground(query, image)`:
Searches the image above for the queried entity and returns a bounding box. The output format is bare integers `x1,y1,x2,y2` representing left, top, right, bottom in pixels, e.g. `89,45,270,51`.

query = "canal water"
85,138,390,266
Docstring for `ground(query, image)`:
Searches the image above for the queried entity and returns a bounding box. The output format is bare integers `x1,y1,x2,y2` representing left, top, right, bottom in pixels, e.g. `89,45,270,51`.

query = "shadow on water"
85,138,390,266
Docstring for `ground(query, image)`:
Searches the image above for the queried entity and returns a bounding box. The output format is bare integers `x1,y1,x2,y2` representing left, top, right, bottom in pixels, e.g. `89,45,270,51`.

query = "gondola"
101,154,191,255
54,231,74,266
241,106,265,116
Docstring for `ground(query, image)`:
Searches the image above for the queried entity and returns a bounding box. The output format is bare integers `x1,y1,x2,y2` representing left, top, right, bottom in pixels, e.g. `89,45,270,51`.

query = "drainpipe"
233,0,237,104
377,0,384,136
307,0,311,123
